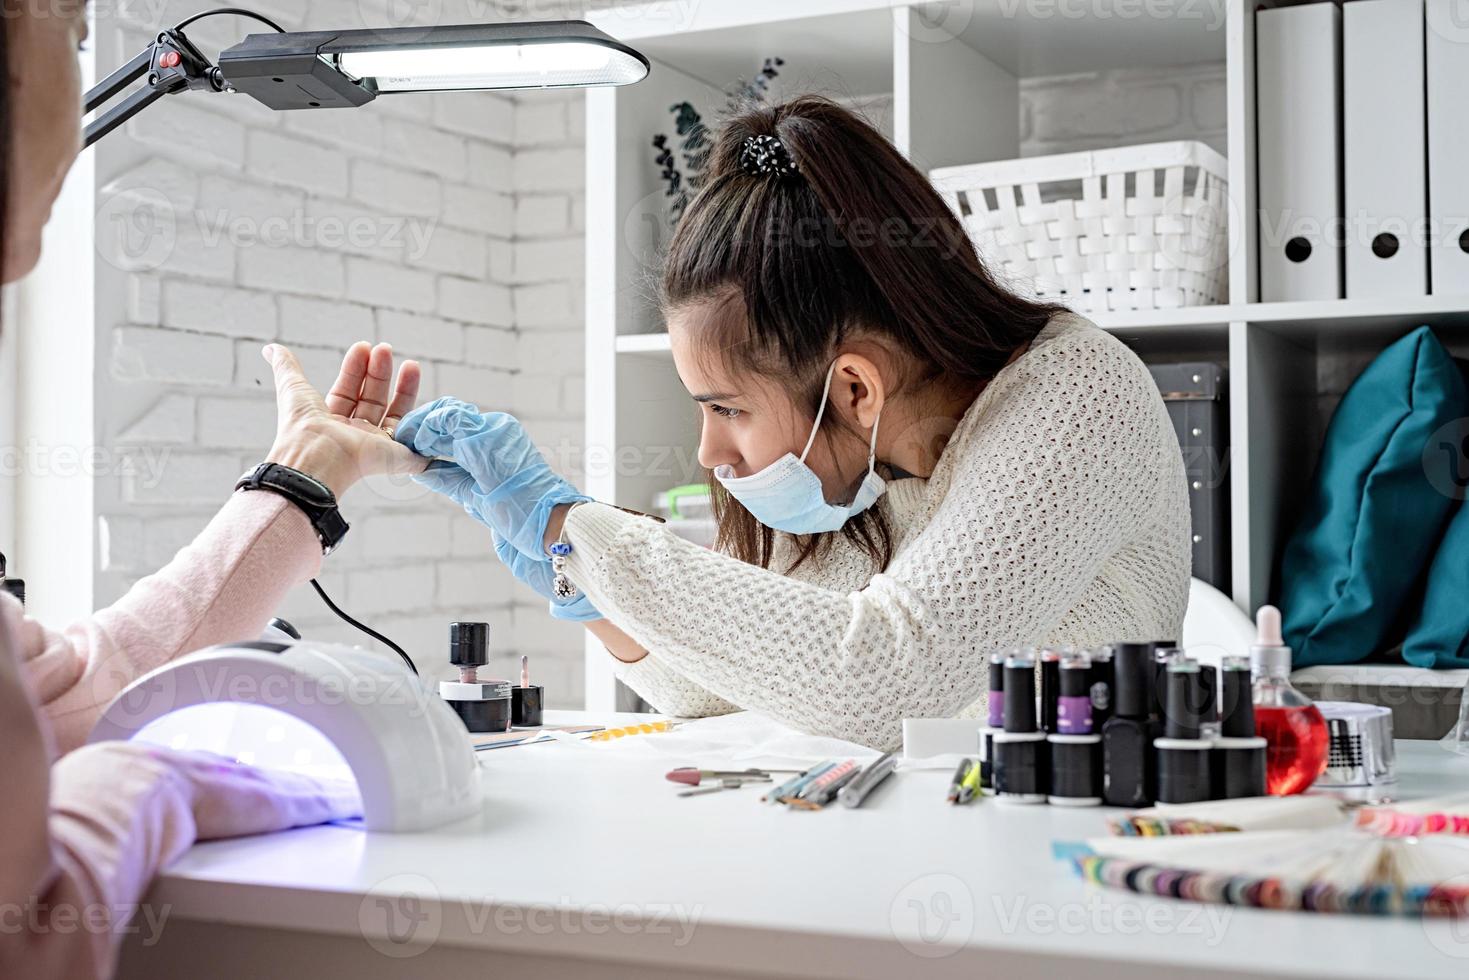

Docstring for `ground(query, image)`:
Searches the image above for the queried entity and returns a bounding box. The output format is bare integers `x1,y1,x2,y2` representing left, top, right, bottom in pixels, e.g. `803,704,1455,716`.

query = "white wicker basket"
930,141,1230,312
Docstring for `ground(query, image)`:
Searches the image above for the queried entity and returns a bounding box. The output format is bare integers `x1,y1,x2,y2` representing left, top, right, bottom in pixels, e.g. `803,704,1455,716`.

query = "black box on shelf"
1148,363,1230,592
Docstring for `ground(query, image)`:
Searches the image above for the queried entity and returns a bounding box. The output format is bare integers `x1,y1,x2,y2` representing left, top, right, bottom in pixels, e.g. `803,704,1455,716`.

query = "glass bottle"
1250,605,1329,795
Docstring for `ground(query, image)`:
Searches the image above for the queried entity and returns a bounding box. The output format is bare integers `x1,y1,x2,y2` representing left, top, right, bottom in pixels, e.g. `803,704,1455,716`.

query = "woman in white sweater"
400,96,1191,748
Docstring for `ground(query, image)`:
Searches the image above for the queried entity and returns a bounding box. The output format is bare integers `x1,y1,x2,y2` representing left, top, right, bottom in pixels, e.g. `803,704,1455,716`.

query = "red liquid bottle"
1250,606,1328,795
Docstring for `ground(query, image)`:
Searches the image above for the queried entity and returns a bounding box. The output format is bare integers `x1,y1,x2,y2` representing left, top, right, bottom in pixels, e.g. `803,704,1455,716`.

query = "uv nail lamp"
88,640,481,832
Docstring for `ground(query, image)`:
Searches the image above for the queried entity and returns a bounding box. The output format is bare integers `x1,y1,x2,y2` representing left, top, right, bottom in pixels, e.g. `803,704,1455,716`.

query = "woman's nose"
697,420,738,472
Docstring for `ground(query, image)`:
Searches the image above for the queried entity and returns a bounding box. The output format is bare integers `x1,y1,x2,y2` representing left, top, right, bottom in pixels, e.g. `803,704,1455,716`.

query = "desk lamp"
84,9,650,146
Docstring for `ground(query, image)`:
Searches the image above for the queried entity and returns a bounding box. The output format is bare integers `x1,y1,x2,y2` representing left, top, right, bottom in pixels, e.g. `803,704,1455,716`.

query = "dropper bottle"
1251,605,1329,795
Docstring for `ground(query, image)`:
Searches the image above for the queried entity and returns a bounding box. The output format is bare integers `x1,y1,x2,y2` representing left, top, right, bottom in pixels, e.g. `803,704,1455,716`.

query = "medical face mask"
712,361,886,534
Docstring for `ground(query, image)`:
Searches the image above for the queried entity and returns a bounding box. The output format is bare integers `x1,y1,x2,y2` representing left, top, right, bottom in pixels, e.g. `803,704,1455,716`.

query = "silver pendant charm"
550,541,577,599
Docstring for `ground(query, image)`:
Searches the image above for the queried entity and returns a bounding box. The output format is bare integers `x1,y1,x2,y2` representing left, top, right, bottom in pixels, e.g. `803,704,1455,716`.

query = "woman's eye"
709,404,741,419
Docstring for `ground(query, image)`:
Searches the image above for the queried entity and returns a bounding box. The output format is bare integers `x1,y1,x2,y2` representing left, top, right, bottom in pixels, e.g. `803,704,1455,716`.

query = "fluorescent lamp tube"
338,40,642,91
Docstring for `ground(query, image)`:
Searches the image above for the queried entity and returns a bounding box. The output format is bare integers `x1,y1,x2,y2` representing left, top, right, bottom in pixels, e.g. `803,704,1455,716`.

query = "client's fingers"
350,343,395,423
381,359,422,435
324,341,372,417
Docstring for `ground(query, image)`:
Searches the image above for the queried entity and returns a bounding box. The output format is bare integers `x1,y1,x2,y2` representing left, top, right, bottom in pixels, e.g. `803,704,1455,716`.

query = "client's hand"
53,741,361,844
263,342,428,497
395,398,600,621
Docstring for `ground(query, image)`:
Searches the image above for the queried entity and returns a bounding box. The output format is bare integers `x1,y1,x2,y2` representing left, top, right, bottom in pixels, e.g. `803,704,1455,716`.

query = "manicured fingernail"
261,344,276,361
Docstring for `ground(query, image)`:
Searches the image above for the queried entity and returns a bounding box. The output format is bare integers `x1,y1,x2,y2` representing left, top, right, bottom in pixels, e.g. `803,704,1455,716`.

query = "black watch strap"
236,462,349,555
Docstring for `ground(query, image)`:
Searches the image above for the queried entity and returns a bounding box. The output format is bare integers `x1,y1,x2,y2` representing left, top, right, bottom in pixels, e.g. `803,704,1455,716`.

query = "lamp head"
218,20,650,110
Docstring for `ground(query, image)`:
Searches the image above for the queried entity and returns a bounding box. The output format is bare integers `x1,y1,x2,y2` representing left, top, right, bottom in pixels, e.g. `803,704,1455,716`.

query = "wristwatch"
235,462,350,555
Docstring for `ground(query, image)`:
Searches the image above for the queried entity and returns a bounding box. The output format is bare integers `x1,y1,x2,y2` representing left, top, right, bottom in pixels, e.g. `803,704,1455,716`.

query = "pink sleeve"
15,490,324,756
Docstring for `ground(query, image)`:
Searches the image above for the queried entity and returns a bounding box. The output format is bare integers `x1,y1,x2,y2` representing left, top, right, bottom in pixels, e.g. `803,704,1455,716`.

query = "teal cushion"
1279,326,1469,667
1402,362,1469,669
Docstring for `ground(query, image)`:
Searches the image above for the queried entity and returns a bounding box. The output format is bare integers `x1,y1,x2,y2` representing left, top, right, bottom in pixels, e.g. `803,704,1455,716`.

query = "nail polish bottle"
1088,645,1115,729
1048,651,1102,806
993,649,1048,804
1154,654,1213,804
1212,654,1268,798
979,650,1005,795
1040,648,1063,733
1102,642,1155,808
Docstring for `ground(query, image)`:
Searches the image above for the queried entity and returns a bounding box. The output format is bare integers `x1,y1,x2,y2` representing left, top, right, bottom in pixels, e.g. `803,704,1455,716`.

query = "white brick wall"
91,0,587,703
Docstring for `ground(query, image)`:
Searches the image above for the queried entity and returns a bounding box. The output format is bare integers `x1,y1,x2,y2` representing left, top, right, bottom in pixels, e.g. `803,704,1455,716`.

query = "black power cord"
310,578,418,676
173,7,286,34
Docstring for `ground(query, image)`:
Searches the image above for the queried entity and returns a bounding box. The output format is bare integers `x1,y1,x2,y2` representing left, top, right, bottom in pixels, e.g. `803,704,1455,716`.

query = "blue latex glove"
396,397,591,562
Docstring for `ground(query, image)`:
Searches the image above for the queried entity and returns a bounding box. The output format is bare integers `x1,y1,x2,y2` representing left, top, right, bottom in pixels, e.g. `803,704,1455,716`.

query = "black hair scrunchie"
738,134,799,179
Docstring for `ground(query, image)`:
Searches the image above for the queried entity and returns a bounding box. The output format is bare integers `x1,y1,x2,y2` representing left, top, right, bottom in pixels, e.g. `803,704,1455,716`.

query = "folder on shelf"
1344,0,1428,299
1427,0,1469,293
1256,3,1343,302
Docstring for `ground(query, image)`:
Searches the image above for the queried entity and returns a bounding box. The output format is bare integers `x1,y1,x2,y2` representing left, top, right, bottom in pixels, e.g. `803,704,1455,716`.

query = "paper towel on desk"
545,711,880,770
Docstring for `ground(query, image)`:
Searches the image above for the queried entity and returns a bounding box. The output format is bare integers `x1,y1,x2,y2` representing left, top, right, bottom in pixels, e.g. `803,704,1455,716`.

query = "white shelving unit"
581,0,1469,710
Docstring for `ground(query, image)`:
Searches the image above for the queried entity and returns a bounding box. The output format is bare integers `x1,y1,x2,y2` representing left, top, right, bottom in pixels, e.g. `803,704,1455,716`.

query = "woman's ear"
832,353,885,431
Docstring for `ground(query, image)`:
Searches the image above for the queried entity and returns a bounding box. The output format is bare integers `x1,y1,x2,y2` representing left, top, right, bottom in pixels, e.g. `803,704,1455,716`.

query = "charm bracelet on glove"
550,501,587,600
550,502,666,600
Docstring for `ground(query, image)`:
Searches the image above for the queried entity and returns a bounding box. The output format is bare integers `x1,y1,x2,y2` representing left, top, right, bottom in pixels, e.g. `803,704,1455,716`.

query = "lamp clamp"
84,27,229,148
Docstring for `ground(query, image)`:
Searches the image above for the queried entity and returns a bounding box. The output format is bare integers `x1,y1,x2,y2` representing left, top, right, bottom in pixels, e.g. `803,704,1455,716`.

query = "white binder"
1427,0,1469,293
1256,3,1343,302
1344,0,1428,298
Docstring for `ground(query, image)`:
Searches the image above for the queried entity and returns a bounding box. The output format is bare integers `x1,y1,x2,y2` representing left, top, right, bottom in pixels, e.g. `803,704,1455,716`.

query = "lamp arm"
84,45,152,113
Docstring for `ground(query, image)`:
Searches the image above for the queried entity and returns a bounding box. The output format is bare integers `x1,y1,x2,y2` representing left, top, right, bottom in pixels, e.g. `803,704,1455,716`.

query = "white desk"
119,712,1469,980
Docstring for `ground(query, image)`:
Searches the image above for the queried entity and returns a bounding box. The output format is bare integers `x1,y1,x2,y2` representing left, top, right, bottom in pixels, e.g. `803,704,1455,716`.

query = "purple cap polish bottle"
1049,650,1102,806
987,651,1005,728
1056,652,1094,735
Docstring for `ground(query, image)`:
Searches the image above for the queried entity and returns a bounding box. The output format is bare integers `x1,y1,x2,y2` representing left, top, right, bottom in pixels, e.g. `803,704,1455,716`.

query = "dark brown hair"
662,95,1067,574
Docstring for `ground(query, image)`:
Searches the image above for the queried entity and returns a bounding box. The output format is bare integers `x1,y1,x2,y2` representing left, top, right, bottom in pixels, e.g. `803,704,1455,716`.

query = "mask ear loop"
798,360,884,479
798,361,839,464
864,406,883,476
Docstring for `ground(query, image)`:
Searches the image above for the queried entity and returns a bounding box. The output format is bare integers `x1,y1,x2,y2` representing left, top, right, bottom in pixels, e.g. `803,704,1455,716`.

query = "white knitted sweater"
560,312,1192,749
